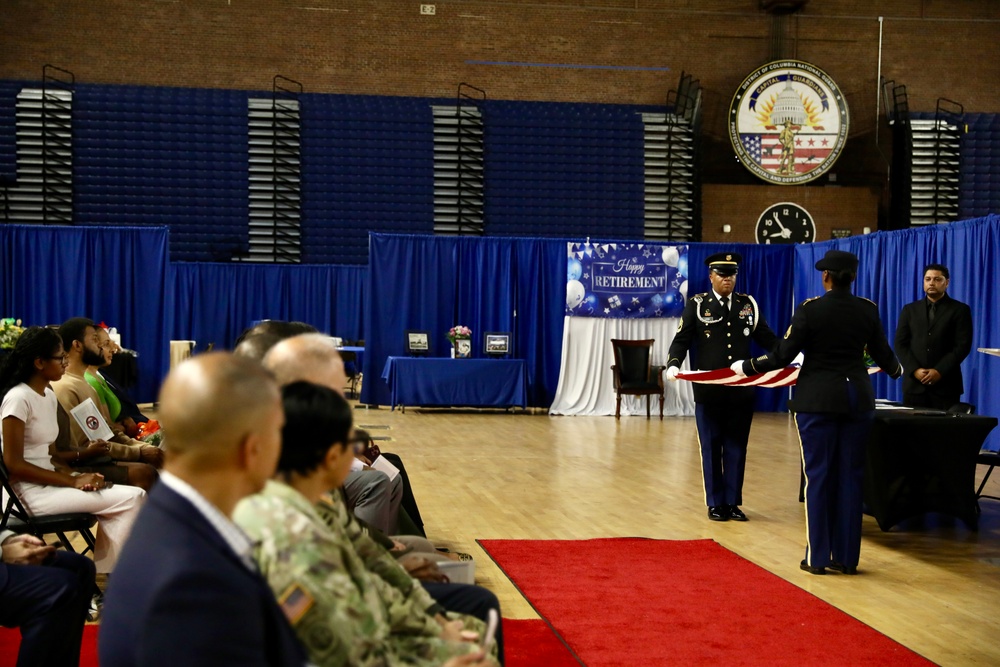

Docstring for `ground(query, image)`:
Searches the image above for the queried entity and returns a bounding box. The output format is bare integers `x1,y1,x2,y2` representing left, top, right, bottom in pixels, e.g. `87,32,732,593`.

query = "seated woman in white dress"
0,326,146,573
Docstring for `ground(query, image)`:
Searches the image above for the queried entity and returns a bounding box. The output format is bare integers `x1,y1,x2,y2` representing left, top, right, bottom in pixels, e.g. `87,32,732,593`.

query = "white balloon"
661,246,679,267
566,280,586,310
679,280,688,297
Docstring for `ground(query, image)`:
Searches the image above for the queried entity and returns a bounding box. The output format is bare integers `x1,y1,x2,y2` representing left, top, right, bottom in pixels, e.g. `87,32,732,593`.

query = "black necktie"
929,301,936,325
724,298,731,314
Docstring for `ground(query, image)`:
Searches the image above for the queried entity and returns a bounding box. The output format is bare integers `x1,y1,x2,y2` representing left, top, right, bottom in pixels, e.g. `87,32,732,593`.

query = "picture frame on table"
484,332,511,357
455,338,472,359
405,330,430,356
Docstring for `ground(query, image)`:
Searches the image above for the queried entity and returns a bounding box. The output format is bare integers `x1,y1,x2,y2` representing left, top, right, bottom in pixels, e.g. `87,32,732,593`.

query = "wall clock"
755,202,815,244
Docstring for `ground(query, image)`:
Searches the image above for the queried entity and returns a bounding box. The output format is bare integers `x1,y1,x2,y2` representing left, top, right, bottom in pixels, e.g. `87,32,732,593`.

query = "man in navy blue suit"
99,353,308,667
0,530,95,667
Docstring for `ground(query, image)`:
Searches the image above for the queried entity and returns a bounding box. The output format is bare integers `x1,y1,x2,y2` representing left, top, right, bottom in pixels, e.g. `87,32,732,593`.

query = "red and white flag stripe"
677,366,881,388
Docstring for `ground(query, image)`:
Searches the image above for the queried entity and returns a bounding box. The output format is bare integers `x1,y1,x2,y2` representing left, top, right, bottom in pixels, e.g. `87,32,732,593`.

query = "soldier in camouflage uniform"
234,381,495,667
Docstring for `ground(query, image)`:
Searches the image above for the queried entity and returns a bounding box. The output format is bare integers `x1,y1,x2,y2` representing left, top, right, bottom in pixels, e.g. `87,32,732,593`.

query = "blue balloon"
676,254,689,278
567,258,583,281
582,294,598,315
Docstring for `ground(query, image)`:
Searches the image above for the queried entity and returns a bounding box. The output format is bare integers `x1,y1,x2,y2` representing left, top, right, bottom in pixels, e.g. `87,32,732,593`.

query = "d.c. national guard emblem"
729,60,849,185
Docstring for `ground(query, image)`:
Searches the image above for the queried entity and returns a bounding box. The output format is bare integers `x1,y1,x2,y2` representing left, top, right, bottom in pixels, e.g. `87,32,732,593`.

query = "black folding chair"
0,459,98,555
952,402,1000,512
340,350,362,399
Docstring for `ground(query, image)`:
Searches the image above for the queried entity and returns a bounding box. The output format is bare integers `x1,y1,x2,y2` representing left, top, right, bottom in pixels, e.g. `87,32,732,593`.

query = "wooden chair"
0,459,98,555
610,339,665,420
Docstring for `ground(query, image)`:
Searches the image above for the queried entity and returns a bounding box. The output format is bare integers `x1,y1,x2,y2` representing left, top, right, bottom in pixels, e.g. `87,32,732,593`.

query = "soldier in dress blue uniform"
733,250,903,575
666,252,778,522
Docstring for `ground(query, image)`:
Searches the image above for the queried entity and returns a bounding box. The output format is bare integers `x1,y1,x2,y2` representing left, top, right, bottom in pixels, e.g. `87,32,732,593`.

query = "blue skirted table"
381,357,528,412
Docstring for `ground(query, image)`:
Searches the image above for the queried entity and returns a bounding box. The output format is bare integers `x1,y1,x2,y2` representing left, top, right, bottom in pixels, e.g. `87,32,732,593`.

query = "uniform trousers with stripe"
694,401,754,507
795,385,874,569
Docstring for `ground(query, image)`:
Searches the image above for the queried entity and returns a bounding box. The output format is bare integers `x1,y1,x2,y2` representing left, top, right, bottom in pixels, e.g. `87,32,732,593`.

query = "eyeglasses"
48,355,68,364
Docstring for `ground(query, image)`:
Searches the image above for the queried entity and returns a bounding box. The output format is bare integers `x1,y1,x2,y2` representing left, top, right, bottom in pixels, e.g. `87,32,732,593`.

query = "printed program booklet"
70,398,115,442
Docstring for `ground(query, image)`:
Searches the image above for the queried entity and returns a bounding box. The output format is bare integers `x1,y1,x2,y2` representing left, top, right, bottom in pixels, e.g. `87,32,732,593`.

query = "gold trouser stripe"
793,413,812,566
695,416,709,506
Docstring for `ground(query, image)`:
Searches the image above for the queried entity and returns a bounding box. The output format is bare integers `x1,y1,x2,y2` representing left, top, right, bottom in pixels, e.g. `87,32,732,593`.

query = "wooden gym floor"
85,403,1000,665
356,405,1000,667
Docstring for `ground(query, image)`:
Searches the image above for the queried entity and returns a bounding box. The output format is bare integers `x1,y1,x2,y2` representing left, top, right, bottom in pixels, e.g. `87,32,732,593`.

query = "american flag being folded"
677,366,881,388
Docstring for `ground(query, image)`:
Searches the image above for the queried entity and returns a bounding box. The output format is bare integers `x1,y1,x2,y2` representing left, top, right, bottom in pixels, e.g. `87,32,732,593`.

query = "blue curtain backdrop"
0,224,169,402
167,262,367,349
360,234,795,412
361,233,567,408
793,214,1000,451
5,219,996,441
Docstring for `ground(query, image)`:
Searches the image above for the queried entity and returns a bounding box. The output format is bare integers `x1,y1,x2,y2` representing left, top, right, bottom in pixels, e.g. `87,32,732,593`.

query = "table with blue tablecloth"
381,356,527,411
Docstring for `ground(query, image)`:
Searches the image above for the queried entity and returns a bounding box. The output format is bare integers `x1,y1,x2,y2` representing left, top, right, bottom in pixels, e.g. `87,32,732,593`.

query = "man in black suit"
734,250,903,575
99,353,308,667
666,252,778,522
894,263,973,410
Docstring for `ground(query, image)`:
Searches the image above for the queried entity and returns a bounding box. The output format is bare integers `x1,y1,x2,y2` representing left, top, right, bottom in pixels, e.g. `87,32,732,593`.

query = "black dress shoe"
728,506,748,521
708,506,729,521
828,562,859,575
800,560,826,575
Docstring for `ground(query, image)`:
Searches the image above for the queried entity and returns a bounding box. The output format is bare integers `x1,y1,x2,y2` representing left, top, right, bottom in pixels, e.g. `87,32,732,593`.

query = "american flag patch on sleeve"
278,583,314,625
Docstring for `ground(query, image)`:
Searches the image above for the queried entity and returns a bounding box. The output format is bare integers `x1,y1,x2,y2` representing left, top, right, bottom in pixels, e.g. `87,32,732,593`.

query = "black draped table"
864,407,998,531
381,357,528,412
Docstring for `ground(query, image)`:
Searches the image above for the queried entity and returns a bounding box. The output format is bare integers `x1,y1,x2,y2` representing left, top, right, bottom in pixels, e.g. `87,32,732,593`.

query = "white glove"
665,366,680,381
730,361,746,377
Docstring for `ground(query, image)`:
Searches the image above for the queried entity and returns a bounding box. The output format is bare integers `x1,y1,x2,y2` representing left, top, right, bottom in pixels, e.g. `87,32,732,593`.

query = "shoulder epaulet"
799,296,820,307
859,297,878,306
692,293,707,303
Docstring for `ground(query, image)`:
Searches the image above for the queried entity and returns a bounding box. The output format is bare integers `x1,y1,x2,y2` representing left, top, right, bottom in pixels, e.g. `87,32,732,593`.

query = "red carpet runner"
0,617,575,667
0,618,580,667
480,538,934,667
0,625,99,667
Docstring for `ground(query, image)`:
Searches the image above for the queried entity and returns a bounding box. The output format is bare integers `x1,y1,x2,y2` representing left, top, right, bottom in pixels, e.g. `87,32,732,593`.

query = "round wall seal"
729,60,849,185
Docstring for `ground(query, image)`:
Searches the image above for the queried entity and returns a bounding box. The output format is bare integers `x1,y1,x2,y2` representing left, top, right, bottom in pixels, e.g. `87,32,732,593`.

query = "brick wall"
701,184,879,243
2,0,997,111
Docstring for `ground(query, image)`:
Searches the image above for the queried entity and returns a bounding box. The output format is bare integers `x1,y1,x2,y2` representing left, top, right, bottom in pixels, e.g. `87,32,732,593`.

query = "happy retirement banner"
566,242,689,318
